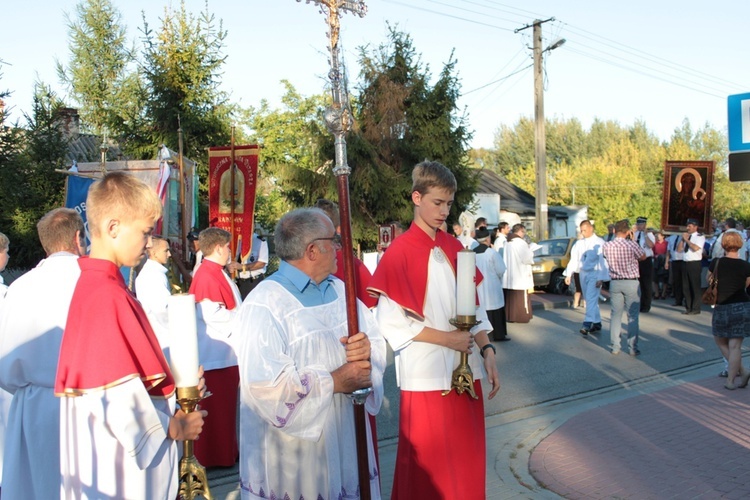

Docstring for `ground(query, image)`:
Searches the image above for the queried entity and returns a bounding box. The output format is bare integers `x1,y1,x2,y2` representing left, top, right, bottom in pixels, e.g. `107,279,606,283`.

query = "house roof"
474,168,570,218
66,134,122,164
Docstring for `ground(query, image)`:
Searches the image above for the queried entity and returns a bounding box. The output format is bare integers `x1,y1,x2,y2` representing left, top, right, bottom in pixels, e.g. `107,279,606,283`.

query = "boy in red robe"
189,227,242,466
55,171,206,498
368,161,500,499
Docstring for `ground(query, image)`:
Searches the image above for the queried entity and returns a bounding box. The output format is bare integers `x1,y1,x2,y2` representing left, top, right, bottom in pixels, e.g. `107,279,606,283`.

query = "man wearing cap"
679,218,705,315
633,217,655,312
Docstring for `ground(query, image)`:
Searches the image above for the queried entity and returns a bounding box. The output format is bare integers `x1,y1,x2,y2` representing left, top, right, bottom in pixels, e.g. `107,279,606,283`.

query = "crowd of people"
0,162,749,498
0,161,499,500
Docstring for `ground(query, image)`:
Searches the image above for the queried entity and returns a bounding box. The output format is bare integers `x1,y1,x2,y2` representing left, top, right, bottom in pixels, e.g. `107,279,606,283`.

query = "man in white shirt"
135,236,172,350
711,218,746,260
492,221,510,255
0,208,85,499
565,220,609,336
474,228,509,341
232,232,269,300
679,218,706,315
633,216,655,312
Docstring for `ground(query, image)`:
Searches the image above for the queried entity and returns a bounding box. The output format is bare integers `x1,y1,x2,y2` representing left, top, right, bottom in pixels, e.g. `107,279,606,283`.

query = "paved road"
210,294,725,498
376,294,720,440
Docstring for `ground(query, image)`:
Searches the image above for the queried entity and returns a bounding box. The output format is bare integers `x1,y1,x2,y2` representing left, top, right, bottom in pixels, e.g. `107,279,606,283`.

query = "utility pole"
533,20,548,241
516,17,564,241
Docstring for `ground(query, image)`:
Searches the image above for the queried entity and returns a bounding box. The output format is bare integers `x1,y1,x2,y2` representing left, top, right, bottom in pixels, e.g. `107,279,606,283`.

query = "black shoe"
590,323,602,332
496,337,511,342
681,310,690,315
630,348,641,357
579,327,590,336
719,370,729,378
640,308,650,313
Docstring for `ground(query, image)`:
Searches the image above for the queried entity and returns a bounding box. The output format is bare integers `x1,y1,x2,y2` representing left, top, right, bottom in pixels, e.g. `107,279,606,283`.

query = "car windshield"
535,239,569,257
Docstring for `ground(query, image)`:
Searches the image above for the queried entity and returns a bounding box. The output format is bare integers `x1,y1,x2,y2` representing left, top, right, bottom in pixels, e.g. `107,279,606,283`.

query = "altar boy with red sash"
368,161,501,499
55,172,206,499
189,227,242,466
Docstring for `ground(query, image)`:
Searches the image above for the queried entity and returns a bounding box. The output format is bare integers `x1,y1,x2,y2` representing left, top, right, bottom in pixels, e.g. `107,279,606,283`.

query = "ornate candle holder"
442,315,480,399
176,386,213,500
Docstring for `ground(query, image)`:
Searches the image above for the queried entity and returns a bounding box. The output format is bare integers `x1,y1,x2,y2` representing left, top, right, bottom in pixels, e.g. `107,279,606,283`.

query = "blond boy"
368,160,500,498
54,172,205,499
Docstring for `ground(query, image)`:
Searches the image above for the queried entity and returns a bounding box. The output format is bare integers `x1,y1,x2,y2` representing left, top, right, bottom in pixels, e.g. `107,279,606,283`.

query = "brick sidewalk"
530,376,750,499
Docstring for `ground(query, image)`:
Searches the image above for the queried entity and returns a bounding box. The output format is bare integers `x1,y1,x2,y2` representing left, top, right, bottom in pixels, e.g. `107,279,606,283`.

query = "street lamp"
533,21,566,241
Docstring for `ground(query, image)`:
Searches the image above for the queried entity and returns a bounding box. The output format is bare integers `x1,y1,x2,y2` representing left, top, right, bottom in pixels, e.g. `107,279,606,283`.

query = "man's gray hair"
275,208,331,261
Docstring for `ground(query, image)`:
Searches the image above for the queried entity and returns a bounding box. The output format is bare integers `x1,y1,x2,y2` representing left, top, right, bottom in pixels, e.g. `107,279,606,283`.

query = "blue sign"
728,92,750,152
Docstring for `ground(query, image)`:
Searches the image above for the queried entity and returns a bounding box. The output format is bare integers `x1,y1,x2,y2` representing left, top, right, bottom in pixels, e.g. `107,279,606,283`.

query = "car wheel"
547,269,568,295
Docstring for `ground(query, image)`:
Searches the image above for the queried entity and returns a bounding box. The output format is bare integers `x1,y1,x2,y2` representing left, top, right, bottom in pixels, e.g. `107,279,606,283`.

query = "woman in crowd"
652,231,669,299
708,232,750,390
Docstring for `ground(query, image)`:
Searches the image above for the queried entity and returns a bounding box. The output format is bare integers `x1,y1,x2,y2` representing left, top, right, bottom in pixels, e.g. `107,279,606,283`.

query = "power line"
462,62,532,95
554,21,745,91
382,0,515,32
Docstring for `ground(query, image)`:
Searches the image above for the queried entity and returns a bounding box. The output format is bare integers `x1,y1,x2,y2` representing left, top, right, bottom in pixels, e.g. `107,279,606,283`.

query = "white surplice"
135,258,172,351
236,279,385,500
502,237,535,290
374,246,489,391
60,378,178,500
195,271,242,371
476,246,507,311
0,252,80,498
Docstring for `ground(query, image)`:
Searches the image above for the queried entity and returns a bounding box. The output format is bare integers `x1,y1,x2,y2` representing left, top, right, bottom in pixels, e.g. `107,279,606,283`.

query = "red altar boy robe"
189,259,241,467
55,257,179,499
368,223,488,499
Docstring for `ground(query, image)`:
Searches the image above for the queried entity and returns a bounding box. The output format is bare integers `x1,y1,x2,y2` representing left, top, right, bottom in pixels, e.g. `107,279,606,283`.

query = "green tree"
351,26,477,244
240,81,330,229
1,83,69,268
57,0,142,137
139,0,234,182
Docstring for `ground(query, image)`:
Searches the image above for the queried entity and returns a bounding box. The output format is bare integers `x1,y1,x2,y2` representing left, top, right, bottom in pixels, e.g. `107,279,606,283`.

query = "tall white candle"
456,249,476,316
168,294,200,388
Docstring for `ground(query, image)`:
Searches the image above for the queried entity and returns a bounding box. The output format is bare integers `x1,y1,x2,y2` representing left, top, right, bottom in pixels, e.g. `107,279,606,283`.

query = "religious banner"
661,160,714,234
208,145,259,262
64,174,96,246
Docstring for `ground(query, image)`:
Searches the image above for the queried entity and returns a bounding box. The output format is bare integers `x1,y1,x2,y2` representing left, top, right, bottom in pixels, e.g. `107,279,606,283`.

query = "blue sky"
3,0,748,149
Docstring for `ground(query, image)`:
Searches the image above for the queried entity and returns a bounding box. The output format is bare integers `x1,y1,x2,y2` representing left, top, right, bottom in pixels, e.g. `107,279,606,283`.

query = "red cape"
189,259,237,310
55,257,174,398
367,223,482,320
333,249,377,308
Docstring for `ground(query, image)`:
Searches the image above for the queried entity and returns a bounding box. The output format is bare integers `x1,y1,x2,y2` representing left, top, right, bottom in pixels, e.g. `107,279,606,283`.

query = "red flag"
208,145,259,262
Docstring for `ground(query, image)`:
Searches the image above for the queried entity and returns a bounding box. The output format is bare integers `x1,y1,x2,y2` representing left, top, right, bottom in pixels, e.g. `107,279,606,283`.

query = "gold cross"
297,0,367,50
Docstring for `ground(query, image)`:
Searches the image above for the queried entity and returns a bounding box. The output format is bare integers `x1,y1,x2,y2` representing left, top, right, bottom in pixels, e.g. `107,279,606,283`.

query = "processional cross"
296,2,372,499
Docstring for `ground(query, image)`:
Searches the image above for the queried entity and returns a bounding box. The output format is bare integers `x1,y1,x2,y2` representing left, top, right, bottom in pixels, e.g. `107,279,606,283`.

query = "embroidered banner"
208,145,259,262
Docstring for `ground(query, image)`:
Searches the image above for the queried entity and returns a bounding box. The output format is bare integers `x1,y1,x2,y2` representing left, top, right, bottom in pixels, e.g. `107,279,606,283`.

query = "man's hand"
169,408,207,441
444,329,474,354
483,349,501,399
564,276,571,286
197,365,207,399
226,261,243,273
331,361,372,393
339,332,371,362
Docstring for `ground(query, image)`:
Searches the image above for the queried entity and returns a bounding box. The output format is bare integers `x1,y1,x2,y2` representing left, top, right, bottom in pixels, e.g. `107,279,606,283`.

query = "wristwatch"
481,343,497,358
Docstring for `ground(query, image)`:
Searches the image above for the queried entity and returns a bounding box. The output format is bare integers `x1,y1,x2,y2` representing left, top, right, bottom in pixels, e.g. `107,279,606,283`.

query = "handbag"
702,258,720,305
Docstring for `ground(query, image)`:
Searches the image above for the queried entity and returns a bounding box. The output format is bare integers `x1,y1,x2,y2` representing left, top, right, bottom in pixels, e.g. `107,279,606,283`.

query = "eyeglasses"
309,233,342,247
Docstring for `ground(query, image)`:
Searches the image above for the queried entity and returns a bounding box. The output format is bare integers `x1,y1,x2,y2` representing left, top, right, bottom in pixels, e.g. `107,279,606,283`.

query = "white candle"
456,249,476,316
168,294,200,387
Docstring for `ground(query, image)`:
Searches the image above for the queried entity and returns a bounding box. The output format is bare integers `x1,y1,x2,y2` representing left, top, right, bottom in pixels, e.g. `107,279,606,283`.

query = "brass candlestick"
176,386,212,500
442,315,480,399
